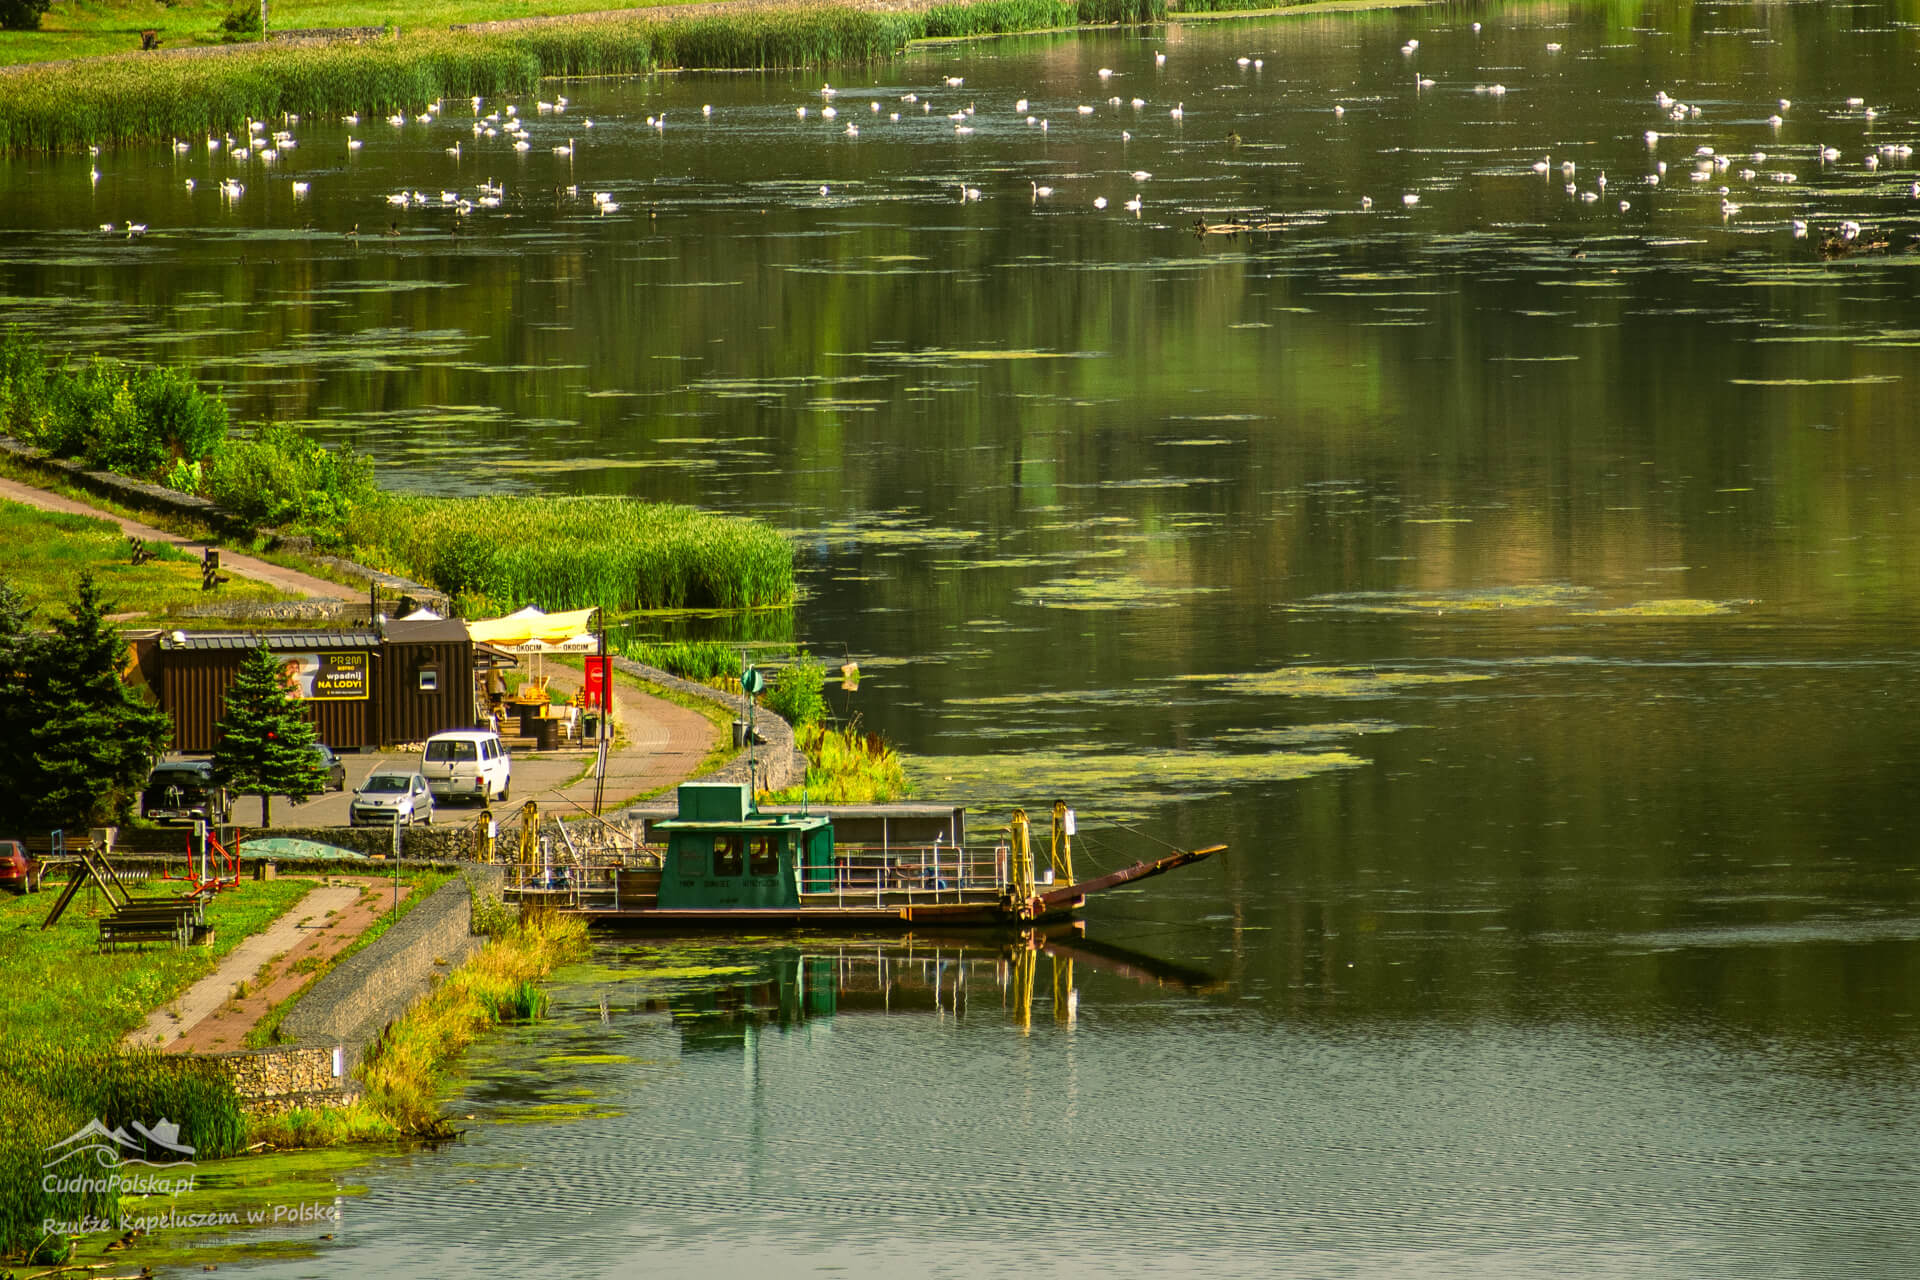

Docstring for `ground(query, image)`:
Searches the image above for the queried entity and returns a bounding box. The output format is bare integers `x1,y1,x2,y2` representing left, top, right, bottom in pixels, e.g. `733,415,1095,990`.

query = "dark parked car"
0,840,39,894
141,760,233,825
314,744,346,793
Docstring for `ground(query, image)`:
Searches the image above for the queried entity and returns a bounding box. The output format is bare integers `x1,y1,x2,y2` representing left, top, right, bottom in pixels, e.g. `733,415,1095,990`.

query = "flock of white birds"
79,22,1914,246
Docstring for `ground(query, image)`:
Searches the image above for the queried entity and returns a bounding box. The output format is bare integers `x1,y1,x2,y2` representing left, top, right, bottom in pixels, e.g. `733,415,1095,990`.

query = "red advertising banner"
584,655,610,710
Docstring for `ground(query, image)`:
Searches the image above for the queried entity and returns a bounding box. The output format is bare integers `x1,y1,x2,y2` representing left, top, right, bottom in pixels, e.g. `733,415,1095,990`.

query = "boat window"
678,840,707,876
749,836,780,876
713,836,743,877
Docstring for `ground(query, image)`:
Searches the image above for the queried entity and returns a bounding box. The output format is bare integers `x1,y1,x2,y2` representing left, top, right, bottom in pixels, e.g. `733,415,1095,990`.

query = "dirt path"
0,476,353,600
124,877,412,1053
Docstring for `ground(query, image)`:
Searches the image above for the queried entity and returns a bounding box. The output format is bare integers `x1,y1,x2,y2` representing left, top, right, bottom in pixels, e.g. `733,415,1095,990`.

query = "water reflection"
7,3,1920,1271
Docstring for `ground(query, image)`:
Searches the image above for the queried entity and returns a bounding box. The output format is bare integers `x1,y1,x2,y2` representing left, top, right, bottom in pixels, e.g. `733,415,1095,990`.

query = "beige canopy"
466,606,599,647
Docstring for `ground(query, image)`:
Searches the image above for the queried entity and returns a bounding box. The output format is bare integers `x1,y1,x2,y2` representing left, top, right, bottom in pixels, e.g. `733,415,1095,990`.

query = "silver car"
349,769,436,827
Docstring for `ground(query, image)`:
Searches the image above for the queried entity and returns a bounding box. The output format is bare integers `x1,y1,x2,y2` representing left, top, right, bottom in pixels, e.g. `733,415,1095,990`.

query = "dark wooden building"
142,622,482,752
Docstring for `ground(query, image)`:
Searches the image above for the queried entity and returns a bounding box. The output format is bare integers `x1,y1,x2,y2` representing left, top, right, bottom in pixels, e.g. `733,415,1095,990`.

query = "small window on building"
713,835,743,877
749,836,780,877
679,841,708,877
418,668,438,692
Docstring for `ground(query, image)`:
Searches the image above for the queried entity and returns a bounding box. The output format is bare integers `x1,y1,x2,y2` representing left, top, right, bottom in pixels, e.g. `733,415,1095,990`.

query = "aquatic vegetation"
1576,598,1746,617
913,743,1364,809
761,719,913,804
611,639,748,683
1016,571,1217,610
1179,667,1494,698
357,910,589,1136
1288,585,1599,615
0,1047,248,1260
348,493,795,613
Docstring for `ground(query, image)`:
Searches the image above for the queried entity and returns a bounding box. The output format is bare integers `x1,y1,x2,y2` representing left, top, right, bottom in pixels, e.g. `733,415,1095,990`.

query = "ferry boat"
503,782,1224,928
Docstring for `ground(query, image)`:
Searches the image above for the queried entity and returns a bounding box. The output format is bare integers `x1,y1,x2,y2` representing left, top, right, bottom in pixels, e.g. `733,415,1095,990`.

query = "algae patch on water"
1181,667,1493,698
1576,598,1748,617
911,745,1364,808
1016,572,1218,610
1288,585,1596,615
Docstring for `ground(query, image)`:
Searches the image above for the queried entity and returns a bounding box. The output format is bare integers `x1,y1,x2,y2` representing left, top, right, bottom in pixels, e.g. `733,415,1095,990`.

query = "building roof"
158,630,381,652
382,618,472,646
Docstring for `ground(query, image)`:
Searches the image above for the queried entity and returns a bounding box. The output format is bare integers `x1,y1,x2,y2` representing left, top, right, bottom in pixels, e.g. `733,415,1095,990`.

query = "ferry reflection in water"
652,929,1219,1053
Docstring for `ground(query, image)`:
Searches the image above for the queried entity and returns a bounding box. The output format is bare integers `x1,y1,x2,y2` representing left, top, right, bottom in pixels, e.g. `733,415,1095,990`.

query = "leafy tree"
211,644,327,826
25,575,172,830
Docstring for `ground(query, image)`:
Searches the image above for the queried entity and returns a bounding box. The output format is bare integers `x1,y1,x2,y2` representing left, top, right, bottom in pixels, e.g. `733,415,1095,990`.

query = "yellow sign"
278,652,370,701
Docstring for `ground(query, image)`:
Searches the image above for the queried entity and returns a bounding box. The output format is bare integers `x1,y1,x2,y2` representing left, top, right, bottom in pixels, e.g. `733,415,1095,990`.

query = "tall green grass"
349,492,795,613
0,0,1307,154
0,1047,247,1261
760,718,912,804
614,639,755,683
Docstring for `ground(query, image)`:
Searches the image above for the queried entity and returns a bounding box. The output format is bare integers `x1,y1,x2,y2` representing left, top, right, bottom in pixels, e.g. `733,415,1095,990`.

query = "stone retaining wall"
0,435,249,535
276,867,501,1072
205,1045,351,1112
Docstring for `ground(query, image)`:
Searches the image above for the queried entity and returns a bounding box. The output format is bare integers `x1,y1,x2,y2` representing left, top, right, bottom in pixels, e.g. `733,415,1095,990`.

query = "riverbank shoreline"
0,0,1431,153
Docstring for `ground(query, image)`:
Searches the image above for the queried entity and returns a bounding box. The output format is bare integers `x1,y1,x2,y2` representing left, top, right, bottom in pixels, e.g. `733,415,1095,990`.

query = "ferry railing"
814,841,1010,906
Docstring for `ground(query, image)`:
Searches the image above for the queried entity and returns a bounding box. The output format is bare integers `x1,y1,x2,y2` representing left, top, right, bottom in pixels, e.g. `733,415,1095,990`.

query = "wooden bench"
98,896,208,951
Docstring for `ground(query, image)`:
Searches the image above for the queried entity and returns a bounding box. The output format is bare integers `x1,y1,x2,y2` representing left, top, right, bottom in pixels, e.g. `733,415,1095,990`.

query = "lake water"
6,0,1920,1274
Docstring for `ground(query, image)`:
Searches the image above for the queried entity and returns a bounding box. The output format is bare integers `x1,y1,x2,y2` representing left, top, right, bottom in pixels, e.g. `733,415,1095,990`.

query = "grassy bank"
0,876,313,1261
343,905,589,1137
0,0,1333,153
349,492,795,613
2,333,796,612
0,496,294,621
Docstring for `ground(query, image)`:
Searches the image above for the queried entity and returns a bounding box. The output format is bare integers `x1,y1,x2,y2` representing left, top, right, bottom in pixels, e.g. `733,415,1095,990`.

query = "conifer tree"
0,578,40,821
27,574,172,830
212,643,327,826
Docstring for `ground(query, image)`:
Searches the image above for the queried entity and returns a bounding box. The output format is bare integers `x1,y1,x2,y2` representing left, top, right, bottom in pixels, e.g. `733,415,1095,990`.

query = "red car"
0,840,40,894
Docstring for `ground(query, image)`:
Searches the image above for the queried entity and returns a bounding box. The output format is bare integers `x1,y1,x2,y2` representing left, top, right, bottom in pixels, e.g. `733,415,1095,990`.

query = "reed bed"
0,1046,247,1260
614,638,754,682
349,492,795,613
762,718,912,804
0,0,1304,154
356,909,587,1135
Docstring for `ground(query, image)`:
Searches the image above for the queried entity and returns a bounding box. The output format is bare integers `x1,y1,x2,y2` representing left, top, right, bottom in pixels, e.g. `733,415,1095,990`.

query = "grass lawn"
4,0,689,65
0,496,294,621
0,875,315,1049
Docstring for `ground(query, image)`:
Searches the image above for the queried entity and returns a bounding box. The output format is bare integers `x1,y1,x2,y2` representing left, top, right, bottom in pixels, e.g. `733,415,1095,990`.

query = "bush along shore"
0,0,1334,154
0,331,795,612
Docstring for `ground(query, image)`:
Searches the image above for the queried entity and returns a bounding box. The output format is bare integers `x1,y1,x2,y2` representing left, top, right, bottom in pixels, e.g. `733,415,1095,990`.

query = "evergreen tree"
26,574,172,830
0,578,41,820
212,643,327,826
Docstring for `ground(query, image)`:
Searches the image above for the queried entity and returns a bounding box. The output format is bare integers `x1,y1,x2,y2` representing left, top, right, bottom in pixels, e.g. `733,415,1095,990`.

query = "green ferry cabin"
654,782,835,909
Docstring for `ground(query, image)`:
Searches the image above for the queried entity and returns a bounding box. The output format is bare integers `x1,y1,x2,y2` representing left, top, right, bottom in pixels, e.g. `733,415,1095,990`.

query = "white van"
421,729,511,805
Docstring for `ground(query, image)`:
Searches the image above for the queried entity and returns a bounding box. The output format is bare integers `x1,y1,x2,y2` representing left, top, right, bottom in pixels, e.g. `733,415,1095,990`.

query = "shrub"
205,422,375,538
0,336,228,477
765,654,827,727
220,1,262,40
